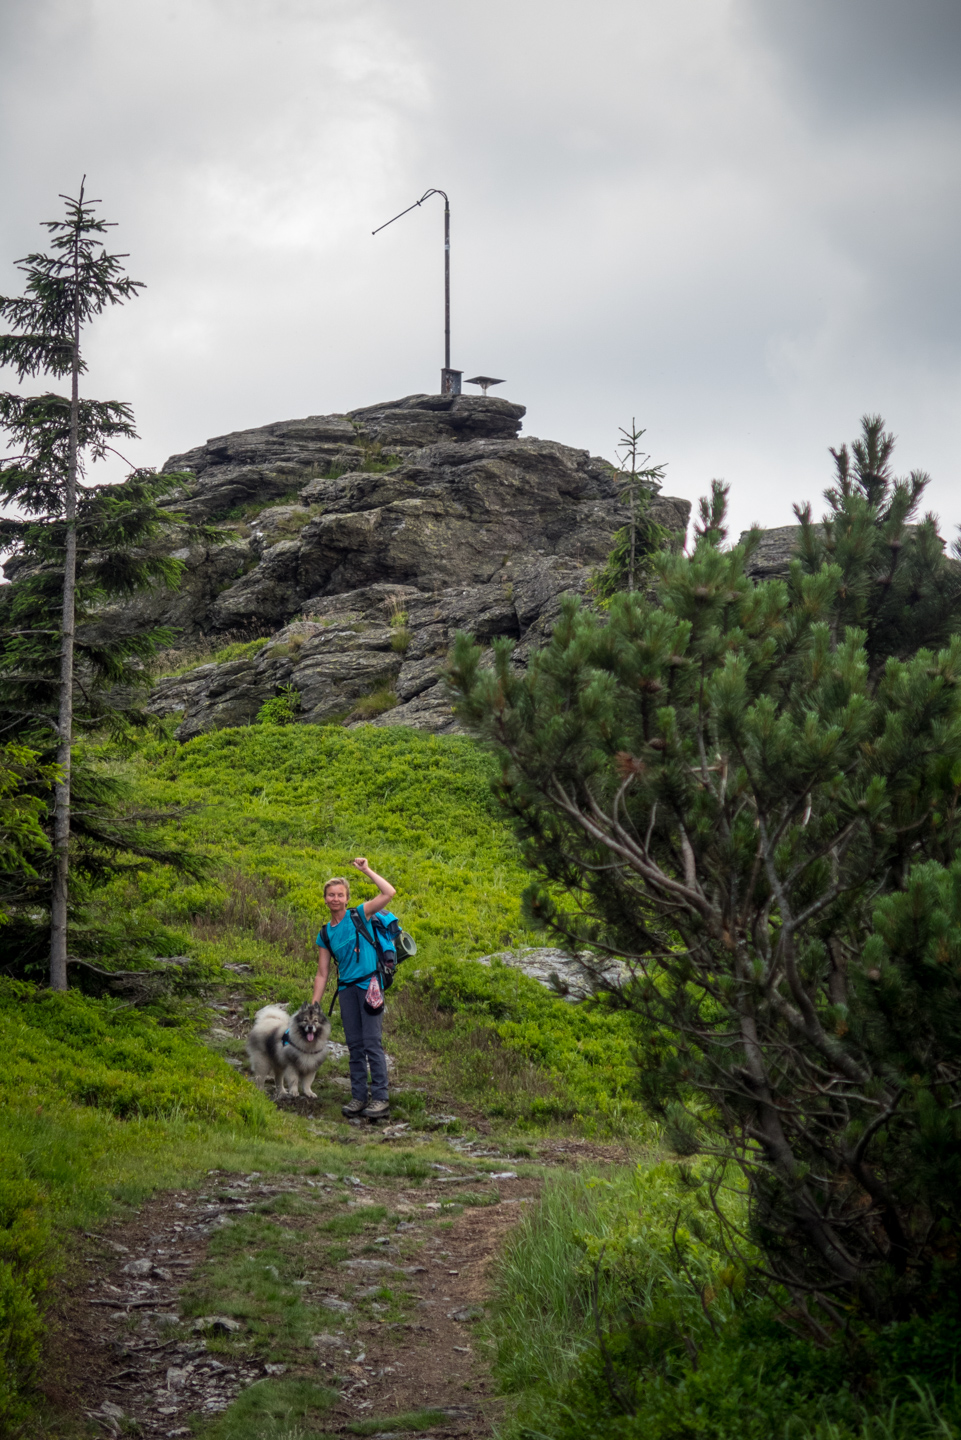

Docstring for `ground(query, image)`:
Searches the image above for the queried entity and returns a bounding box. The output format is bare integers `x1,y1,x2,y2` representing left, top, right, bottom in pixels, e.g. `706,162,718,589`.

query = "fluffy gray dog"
246,1001,331,1098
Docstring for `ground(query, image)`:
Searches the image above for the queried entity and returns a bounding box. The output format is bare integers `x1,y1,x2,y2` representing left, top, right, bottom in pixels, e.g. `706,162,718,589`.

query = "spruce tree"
0,185,200,987
590,420,669,601
451,424,961,1322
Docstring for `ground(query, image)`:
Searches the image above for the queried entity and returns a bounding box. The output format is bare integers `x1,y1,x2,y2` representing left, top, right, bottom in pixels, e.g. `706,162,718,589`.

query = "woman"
312,856,395,1120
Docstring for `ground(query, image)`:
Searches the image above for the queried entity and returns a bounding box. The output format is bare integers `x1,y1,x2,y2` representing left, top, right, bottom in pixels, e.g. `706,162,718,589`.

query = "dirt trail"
38,987,633,1437
41,1148,549,1437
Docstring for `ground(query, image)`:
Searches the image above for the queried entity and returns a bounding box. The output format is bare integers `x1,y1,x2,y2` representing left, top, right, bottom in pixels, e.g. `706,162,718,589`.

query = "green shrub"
96,725,540,977
397,959,651,1131
0,1159,48,1432
0,980,272,1126
257,685,301,726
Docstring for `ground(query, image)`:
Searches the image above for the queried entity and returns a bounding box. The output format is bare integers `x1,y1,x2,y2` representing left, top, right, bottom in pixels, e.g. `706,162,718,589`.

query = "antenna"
373,189,461,396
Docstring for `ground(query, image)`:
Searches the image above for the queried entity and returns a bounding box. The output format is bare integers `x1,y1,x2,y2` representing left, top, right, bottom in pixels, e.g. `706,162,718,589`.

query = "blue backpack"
318,909,416,1014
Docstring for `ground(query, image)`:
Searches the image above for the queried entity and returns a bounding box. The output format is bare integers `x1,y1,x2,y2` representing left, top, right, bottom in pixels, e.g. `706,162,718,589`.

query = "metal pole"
373,188,460,395
444,195,450,372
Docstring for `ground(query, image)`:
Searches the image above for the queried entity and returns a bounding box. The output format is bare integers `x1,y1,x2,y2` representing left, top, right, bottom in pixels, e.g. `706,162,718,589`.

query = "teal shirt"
318,906,380,988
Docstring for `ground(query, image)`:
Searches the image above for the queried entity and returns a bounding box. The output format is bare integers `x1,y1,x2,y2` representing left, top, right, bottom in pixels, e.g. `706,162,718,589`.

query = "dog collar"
281,1029,317,1053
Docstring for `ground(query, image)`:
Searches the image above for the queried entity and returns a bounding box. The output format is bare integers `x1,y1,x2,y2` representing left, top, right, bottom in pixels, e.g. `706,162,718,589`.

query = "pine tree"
0,185,201,987
796,414,961,677
451,425,961,1322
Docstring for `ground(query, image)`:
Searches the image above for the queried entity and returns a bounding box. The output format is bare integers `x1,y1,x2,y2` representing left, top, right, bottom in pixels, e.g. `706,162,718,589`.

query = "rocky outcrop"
148,551,616,739
159,393,528,524
739,526,803,579
53,392,692,740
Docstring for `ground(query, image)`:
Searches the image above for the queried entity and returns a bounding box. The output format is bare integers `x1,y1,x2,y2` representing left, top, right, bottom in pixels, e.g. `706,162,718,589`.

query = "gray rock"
739,525,803,579
475,946,633,1000
320,1296,354,1313
209,538,303,630
122,1258,154,1276
192,1315,241,1333
396,656,444,701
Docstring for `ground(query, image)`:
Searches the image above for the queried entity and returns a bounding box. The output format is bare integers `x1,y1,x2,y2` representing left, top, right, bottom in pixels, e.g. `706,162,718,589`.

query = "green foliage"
350,684,398,719
591,426,669,601
451,421,961,1319
590,419,669,600
797,414,961,677
0,743,59,918
492,1167,961,1440
0,189,216,975
257,684,302,726
94,724,540,976
0,979,272,1125
214,636,272,665
0,1157,48,1433
399,959,650,1131
388,604,412,654
0,731,208,979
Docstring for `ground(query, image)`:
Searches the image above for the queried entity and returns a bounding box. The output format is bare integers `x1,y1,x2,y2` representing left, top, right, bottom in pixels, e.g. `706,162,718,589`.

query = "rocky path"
41,1136,552,1438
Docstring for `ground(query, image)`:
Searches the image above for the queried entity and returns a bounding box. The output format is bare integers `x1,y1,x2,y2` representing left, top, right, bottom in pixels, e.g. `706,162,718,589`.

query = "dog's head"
294,1000,330,1047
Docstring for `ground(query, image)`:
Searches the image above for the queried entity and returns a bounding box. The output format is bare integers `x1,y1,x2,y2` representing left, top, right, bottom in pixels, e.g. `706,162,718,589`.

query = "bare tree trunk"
49,228,81,991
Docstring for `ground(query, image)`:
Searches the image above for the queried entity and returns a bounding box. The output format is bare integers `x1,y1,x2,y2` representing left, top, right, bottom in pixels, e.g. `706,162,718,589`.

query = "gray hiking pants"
338,985,389,1102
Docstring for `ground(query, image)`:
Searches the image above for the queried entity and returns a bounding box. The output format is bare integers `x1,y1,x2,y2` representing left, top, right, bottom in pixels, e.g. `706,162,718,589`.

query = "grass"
1,723,582,1428
189,1376,338,1440
391,958,652,1133
93,724,544,982
349,685,398,719
488,1164,961,1440
345,1411,449,1435
154,633,273,680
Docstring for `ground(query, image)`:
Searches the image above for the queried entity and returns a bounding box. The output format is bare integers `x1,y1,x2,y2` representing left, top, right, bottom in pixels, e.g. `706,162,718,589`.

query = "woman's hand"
351,856,371,873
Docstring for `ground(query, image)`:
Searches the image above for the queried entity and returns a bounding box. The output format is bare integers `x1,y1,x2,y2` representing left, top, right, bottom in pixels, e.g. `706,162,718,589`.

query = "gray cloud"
1,0,958,544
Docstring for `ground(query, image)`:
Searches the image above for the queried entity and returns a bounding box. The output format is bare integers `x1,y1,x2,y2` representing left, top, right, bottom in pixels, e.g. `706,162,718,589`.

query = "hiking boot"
341,1095,368,1117
362,1098,390,1121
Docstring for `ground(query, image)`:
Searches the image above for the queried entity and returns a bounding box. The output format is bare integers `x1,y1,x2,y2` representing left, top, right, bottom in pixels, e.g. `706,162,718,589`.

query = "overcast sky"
1,0,959,541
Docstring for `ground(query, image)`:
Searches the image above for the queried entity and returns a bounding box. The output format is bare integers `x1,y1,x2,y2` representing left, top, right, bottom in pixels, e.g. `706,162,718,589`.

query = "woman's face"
325,883,349,914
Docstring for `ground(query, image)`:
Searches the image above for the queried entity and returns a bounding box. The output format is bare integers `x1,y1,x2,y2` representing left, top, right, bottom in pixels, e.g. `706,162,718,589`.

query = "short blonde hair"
323,875,351,901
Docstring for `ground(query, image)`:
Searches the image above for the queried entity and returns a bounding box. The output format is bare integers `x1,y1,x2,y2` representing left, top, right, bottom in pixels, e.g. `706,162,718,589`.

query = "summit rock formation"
59,393,693,738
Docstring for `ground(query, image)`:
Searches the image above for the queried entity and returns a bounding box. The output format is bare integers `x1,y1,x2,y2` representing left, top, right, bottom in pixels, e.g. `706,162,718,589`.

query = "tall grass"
489,1167,961,1440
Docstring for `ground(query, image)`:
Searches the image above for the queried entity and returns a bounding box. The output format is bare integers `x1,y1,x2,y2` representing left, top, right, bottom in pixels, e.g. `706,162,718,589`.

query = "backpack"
318,908,416,1015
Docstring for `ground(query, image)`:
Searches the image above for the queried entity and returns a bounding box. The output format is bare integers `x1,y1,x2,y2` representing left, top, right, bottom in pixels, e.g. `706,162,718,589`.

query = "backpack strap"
350,908,392,991
320,911,383,1016
319,922,341,1018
